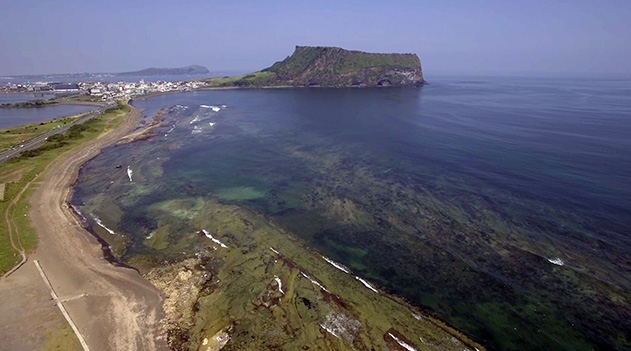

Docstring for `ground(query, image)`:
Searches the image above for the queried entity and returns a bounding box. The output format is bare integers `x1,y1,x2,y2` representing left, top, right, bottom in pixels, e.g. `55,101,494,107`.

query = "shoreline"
2,91,479,350
0,103,168,350
133,82,426,101
81,96,482,350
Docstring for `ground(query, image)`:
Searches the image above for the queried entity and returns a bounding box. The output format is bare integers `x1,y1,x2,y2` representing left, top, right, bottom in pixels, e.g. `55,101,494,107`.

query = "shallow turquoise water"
73,77,631,350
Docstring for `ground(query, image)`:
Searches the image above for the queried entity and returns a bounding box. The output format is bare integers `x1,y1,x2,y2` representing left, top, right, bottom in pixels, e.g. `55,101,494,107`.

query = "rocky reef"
137,198,483,351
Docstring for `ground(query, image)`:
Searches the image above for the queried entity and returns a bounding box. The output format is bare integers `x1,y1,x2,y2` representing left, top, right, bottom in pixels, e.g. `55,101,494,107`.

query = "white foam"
547,257,565,266
92,215,116,235
70,204,87,222
300,272,329,292
209,122,215,127
201,229,228,248
412,312,422,321
146,231,155,239
189,116,200,124
127,166,133,182
200,105,221,112
355,276,378,293
322,256,351,274
269,247,280,255
274,275,284,294
388,333,418,351
320,324,341,339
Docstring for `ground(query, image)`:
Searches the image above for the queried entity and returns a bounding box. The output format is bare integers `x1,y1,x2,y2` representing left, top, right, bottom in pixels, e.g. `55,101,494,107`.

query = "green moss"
144,225,170,250
138,198,483,350
216,186,266,201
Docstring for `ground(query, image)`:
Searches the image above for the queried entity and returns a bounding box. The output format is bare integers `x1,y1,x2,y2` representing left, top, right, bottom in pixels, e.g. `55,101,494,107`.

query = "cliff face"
263,46,424,87
204,46,425,88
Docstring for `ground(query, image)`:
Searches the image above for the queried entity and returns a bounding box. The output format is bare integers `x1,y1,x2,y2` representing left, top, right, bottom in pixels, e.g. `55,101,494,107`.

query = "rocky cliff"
205,46,424,88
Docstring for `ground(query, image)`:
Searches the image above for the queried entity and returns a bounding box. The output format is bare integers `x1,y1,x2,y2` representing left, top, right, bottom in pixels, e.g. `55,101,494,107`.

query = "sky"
0,0,630,77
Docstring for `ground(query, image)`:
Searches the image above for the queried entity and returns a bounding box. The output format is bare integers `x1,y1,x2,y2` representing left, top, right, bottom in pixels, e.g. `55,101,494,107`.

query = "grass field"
202,71,276,87
0,102,128,275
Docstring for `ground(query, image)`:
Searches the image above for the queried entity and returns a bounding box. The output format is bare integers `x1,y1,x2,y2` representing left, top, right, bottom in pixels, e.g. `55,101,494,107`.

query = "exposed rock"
252,276,285,309
145,258,213,350
204,46,425,88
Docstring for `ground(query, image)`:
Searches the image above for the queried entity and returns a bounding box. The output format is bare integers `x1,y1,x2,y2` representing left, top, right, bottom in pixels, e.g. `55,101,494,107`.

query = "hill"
117,65,209,76
204,46,424,88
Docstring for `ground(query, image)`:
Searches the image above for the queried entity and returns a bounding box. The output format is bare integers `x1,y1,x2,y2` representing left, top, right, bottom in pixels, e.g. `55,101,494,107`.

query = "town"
0,79,208,101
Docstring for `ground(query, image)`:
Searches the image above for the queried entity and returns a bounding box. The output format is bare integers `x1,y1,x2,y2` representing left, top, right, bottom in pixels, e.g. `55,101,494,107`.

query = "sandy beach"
0,105,167,350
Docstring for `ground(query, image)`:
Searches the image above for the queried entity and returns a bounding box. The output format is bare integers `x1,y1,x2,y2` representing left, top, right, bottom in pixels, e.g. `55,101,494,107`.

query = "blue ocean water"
0,93,56,104
0,104,95,129
74,77,631,350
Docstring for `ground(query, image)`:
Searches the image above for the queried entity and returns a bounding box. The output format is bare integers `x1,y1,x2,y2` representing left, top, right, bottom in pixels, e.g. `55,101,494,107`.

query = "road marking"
33,260,90,351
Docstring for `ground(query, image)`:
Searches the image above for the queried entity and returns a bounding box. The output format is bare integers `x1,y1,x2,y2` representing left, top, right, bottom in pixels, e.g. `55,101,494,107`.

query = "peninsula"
117,65,209,76
204,46,425,88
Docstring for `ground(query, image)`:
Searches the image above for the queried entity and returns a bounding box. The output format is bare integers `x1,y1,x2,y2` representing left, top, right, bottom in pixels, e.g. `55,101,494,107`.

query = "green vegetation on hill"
265,46,327,77
266,46,421,76
202,46,424,88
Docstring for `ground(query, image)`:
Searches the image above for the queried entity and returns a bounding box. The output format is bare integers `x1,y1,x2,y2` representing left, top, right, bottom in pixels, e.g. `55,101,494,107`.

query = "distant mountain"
117,65,209,76
204,46,424,88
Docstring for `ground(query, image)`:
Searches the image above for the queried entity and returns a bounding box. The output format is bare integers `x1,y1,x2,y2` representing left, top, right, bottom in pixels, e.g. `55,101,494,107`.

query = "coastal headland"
203,46,425,88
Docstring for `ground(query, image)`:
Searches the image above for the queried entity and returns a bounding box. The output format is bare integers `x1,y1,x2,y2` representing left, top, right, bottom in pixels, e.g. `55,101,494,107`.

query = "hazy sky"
1,0,630,76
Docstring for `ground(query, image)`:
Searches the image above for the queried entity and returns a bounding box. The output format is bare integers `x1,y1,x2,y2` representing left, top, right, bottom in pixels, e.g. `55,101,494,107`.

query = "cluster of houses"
1,80,208,101
83,80,207,101
1,82,80,93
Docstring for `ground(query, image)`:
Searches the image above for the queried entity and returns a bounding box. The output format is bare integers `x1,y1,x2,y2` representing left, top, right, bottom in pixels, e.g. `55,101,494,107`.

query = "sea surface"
0,93,56,104
0,104,95,129
72,77,631,351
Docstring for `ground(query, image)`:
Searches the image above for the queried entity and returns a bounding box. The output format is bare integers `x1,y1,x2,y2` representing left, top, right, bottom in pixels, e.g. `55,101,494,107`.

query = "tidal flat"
72,78,631,350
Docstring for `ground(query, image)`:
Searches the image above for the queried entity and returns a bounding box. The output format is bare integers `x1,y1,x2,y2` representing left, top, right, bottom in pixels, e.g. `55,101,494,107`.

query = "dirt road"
0,105,168,350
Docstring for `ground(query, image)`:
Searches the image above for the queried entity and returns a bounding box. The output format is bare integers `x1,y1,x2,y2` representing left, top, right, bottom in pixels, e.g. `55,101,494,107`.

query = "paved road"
0,103,112,164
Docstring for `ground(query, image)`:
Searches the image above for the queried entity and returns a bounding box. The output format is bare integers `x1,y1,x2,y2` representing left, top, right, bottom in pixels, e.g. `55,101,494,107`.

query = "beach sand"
0,105,168,350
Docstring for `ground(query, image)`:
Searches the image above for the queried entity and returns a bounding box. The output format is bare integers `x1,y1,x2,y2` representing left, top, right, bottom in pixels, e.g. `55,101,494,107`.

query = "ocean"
0,93,56,104
0,104,95,129
72,77,631,350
